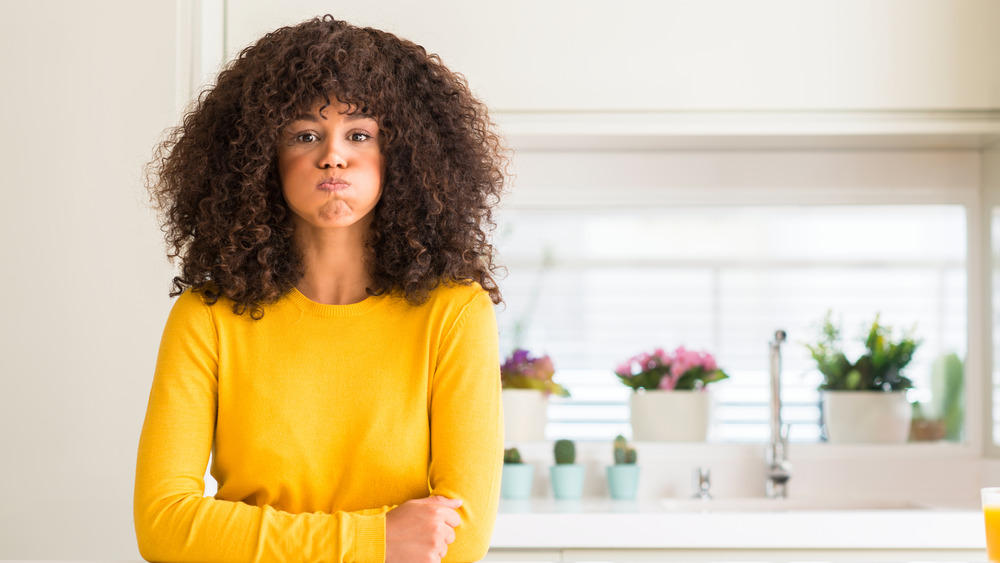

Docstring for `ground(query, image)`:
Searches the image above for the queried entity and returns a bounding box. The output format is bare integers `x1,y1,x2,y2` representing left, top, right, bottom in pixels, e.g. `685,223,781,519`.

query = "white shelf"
496,110,1000,151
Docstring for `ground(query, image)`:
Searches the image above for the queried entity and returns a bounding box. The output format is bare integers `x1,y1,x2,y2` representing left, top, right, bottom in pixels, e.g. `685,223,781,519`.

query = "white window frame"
984,144,1000,459
499,147,988,464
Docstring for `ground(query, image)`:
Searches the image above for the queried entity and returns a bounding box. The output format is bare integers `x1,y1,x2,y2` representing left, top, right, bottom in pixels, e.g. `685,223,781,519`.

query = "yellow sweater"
134,282,503,562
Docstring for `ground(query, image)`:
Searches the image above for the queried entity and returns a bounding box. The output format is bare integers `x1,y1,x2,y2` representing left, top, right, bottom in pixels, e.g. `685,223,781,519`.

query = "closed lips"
318,178,349,191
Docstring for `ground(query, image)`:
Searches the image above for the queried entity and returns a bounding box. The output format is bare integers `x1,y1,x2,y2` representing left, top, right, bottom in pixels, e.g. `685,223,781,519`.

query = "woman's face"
277,99,384,236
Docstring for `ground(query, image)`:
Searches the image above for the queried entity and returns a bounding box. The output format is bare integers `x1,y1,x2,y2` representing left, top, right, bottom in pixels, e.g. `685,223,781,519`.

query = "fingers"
425,495,463,508
440,506,461,528
421,496,462,529
411,495,463,529
444,524,456,545
384,497,463,563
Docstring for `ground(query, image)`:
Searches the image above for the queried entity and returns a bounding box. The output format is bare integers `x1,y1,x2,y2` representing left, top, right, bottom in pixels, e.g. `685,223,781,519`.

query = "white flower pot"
502,389,548,443
629,389,710,442
822,390,912,443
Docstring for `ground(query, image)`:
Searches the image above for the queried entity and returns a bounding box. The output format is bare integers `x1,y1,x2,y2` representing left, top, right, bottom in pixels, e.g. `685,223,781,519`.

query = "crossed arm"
133,291,502,562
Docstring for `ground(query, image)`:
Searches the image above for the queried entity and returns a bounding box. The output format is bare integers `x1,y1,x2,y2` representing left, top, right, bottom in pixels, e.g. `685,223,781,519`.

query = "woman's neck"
293,222,373,305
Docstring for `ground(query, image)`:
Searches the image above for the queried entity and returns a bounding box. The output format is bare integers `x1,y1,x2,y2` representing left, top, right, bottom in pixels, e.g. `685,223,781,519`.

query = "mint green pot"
606,464,640,500
501,463,534,499
550,464,585,500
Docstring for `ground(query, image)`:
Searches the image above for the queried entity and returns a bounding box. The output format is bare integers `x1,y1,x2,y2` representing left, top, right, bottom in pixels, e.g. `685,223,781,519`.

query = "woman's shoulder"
166,289,241,326
169,289,209,314
162,289,216,327
427,279,491,308
421,280,497,331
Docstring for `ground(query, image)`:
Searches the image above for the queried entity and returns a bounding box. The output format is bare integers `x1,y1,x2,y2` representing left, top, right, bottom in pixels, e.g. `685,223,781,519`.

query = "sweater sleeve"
134,293,387,563
428,289,504,563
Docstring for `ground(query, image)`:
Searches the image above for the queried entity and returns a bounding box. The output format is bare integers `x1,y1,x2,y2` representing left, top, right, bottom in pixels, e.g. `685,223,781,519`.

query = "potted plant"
614,346,729,441
500,447,534,499
606,435,639,500
806,312,921,443
501,349,568,442
911,352,964,442
549,439,585,500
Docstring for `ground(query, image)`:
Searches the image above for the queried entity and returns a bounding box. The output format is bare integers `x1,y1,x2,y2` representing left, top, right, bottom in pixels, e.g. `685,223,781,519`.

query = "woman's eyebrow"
344,112,376,123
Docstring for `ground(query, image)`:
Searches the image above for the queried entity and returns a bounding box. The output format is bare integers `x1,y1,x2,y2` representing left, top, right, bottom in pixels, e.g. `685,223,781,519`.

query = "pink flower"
658,373,677,390
615,345,727,391
701,353,717,372
654,348,670,364
669,346,696,378
637,352,652,371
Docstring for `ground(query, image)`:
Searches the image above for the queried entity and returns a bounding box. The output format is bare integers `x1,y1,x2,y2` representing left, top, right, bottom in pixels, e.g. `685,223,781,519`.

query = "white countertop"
490,498,985,550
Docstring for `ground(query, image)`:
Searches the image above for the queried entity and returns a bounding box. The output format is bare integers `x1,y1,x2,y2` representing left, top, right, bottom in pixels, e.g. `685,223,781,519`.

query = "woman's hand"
385,495,462,563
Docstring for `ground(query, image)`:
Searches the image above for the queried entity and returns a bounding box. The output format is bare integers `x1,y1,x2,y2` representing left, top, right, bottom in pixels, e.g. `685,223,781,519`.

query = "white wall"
504,150,981,208
0,1,179,559
227,0,1000,112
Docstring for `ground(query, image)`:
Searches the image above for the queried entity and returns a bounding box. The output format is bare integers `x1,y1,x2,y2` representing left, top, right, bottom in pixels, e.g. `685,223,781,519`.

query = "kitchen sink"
659,496,925,512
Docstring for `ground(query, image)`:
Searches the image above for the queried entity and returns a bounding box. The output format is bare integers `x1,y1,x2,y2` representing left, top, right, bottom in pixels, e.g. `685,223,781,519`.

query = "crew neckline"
285,287,388,318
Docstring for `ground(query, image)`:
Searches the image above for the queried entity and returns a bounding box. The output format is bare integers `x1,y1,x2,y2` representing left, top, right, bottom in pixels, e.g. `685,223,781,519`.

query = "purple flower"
501,348,568,397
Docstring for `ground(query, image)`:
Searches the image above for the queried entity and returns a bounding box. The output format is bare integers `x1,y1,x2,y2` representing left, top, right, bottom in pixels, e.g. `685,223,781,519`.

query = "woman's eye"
349,132,372,142
294,132,319,143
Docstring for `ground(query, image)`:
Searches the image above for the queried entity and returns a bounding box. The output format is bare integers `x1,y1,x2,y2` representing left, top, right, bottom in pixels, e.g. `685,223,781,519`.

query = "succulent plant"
503,447,522,464
613,435,637,465
553,439,576,465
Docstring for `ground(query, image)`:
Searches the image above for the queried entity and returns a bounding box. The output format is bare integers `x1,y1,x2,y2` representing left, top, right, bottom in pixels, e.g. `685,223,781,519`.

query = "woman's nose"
318,138,347,169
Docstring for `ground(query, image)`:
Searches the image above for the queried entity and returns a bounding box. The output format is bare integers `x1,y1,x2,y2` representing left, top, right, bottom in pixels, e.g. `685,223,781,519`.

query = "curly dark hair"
147,15,506,317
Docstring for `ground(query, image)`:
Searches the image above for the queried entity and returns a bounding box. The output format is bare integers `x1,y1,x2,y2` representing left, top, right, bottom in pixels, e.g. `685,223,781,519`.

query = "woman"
135,15,506,563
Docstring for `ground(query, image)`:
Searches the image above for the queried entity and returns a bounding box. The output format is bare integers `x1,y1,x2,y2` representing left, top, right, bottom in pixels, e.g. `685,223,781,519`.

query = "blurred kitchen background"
1,0,999,559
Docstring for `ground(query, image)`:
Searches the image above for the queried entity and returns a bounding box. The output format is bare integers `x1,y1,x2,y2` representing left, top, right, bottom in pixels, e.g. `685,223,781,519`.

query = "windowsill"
516,439,978,458
503,440,982,506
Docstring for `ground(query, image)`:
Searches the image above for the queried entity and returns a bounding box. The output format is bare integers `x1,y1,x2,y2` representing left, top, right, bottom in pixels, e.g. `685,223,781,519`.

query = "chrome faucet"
766,330,791,499
692,466,712,500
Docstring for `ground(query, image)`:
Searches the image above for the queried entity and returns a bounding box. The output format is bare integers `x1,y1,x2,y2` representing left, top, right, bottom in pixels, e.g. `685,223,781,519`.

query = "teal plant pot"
606,464,640,500
501,463,534,499
550,464,585,500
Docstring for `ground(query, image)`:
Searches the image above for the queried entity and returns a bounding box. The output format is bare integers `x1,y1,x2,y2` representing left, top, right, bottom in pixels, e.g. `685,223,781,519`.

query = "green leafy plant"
932,352,964,440
612,435,637,465
806,311,921,391
553,439,576,465
501,349,569,397
503,447,523,464
912,352,964,441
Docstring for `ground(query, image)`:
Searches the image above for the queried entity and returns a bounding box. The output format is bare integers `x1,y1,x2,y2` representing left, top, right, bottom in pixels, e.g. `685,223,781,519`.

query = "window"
495,205,967,442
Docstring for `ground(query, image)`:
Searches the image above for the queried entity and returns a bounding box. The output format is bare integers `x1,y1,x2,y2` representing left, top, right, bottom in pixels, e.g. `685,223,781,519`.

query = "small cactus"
503,447,522,464
613,435,637,465
553,439,576,464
